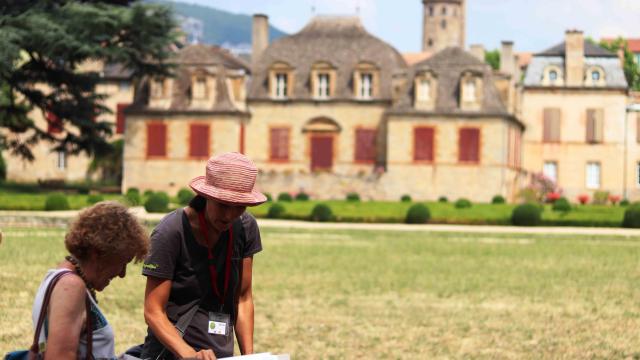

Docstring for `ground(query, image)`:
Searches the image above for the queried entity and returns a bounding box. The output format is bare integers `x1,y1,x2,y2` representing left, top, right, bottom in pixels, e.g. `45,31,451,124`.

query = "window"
146,122,167,157
414,127,434,162
192,77,207,99
458,128,480,163
189,124,209,158
119,81,130,92
463,80,476,102
359,73,373,100
57,151,66,170
592,71,600,81
46,111,63,134
428,38,434,47
316,73,330,99
586,162,601,189
549,71,558,81
442,6,447,15
543,161,558,183
543,108,561,142
151,78,166,98
441,20,447,29
355,129,376,163
586,108,604,143
116,103,129,134
429,6,433,16
269,127,289,161
311,135,333,171
417,79,431,102
275,73,288,99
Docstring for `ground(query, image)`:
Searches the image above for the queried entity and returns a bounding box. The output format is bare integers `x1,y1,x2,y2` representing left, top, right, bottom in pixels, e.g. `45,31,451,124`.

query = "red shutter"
116,103,129,134
46,112,63,134
459,128,480,163
189,124,209,158
311,136,333,171
147,122,167,157
413,127,434,161
355,129,376,163
269,128,289,161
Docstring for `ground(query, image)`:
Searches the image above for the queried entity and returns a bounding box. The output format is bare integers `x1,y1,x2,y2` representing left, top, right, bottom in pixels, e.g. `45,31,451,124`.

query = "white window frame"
275,73,288,99
463,79,476,102
417,79,431,102
316,73,330,99
586,162,601,189
359,73,373,100
193,77,207,99
543,161,558,183
57,151,66,171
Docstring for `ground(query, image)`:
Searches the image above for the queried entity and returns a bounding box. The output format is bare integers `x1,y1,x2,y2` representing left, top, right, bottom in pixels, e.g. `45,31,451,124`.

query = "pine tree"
0,1,177,160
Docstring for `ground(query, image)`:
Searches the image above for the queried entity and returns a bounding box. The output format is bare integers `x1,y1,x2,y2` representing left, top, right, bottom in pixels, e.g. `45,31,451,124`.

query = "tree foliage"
485,49,500,71
0,1,177,160
598,38,640,90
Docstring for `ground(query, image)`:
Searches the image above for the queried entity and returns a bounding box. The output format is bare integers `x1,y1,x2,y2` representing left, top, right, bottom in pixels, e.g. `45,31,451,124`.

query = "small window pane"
275,73,288,99
57,151,66,170
463,80,476,102
317,73,330,99
549,71,558,81
586,162,601,189
360,73,373,99
543,161,558,183
592,71,600,81
417,79,431,102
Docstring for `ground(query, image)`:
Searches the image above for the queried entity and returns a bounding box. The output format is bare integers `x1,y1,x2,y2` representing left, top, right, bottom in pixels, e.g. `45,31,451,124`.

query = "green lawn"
1,226,639,358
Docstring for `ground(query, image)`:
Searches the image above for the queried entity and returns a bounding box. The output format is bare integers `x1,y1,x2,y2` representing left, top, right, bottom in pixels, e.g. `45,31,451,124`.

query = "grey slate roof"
536,40,617,57
391,47,508,114
248,16,407,101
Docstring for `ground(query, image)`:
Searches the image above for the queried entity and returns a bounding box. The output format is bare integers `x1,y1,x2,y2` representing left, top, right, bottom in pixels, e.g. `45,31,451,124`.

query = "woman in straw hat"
141,152,267,360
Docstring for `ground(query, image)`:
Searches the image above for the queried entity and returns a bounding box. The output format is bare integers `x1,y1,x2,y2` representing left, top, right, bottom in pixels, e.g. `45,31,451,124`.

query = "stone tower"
422,0,466,52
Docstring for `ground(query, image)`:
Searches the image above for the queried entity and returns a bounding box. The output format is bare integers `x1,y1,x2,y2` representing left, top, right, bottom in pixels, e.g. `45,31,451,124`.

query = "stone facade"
422,0,466,52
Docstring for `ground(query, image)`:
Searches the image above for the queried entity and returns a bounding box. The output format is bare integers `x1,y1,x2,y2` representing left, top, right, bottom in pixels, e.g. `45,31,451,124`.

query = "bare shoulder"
51,273,87,302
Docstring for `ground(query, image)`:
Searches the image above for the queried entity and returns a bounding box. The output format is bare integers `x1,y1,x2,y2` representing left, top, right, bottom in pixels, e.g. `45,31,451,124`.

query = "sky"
178,0,640,52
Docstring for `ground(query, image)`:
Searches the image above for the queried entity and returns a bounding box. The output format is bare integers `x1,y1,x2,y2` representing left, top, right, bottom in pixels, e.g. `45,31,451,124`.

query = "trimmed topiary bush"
405,204,431,224
620,199,630,207
144,192,169,213
177,188,193,206
552,197,572,212
45,193,70,211
143,189,154,198
125,188,141,206
267,203,286,219
264,193,272,202
277,192,292,202
346,192,360,202
454,198,472,209
295,192,310,201
438,196,448,203
491,195,505,204
86,194,104,205
511,203,542,226
400,194,412,202
622,203,640,228
311,203,333,222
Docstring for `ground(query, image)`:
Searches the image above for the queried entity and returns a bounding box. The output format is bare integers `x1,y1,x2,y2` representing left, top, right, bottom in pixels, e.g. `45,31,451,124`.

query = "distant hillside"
146,0,288,49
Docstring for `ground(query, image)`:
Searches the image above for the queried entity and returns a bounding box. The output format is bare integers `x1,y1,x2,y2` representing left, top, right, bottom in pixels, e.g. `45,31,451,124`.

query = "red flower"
546,192,562,203
609,195,621,205
577,194,590,205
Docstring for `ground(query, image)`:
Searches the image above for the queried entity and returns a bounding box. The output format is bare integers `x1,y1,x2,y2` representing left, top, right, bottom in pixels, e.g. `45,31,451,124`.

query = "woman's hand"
193,349,216,360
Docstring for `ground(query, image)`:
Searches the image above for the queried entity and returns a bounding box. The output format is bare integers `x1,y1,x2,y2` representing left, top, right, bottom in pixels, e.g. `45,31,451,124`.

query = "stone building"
121,44,250,193
521,30,630,200
422,0,466,52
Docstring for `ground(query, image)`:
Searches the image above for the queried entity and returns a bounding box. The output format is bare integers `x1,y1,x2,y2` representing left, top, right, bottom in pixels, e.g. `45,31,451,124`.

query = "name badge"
208,312,231,336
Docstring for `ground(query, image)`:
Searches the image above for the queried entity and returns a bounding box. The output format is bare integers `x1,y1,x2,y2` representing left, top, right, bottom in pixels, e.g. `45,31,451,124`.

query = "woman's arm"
235,256,255,355
45,275,86,359
144,276,216,360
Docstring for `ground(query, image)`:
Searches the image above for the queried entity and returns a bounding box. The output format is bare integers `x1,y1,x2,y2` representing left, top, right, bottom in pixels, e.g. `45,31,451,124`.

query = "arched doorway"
302,117,341,172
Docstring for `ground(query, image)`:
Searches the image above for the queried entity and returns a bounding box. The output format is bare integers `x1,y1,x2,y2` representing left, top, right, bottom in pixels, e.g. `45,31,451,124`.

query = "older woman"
29,201,149,359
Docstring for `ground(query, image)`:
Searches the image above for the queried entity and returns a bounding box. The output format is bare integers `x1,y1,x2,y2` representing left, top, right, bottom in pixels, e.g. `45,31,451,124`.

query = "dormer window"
414,70,437,110
463,80,476,102
591,71,600,81
585,66,606,87
151,78,168,98
354,62,379,100
269,62,294,100
549,71,558,81
542,65,564,86
316,73,330,99
359,73,373,99
192,76,207,99
275,73,288,99
418,79,431,102
460,71,483,111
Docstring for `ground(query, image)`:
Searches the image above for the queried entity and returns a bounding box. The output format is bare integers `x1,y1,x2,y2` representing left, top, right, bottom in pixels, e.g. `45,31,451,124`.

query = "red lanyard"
197,212,233,307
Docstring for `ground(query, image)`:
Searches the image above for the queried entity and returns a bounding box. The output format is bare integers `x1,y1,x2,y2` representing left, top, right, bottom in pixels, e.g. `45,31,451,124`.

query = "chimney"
500,41,515,76
470,44,485,62
565,30,584,87
252,14,269,69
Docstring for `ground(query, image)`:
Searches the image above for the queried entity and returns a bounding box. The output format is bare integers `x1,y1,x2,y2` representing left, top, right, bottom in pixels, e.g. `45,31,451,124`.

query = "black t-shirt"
141,208,262,359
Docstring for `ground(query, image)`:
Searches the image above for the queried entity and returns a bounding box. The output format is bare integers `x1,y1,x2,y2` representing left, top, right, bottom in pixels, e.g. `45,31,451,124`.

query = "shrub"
517,188,538,204
454,198,472,209
44,193,70,211
144,192,169,213
311,203,333,222
577,194,590,205
277,192,292,202
608,194,621,205
264,193,272,202
86,194,104,205
491,195,505,204
295,192,310,201
405,204,431,224
400,194,412,202
620,199,630,207
593,191,610,205
0,150,6,180
177,188,193,205
125,188,141,206
143,189,154,197
438,196,448,203
346,192,360,202
511,203,542,226
552,197,572,212
267,203,286,219
622,203,640,228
